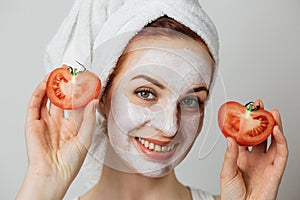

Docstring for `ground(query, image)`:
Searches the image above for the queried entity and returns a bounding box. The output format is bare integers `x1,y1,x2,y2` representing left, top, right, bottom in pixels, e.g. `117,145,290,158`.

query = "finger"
77,99,99,150
271,109,283,132
268,128,277,157
252,139,268,153
268,110,284,155
68,108,84,131
40,96,50,119
26,80,47,123
49,103,64,119
272,126,288,172
220,137,239,181
254,99,264,109
238,145,249,152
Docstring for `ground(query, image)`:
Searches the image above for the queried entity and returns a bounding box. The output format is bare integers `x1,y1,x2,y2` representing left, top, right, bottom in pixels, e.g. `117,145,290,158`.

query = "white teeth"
155,145,161,152
144,140,149,148
167,145,171,152
149,143,154,150
136,137,176,152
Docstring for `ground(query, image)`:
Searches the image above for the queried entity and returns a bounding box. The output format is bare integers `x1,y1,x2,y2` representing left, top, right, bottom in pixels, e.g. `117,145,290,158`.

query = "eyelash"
133,88,205,109
134,87,157,101
179,96,204,108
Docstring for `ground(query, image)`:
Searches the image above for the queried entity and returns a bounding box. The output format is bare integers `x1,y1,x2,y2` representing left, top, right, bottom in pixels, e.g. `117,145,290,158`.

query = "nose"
159,103,179,137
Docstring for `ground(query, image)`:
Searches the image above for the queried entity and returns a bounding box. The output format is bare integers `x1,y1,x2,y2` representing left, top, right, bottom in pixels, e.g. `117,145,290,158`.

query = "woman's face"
101,36,214,177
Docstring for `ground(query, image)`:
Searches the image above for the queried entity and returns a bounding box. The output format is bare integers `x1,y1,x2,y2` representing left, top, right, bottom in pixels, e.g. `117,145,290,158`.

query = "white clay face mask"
105,47,212,177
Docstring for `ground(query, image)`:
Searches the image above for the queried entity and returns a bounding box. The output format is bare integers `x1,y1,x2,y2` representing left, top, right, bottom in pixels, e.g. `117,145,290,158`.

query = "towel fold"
45,0,219,82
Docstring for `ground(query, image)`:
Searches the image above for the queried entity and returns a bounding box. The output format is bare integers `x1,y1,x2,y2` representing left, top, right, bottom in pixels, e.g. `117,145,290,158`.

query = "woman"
17,0,288,199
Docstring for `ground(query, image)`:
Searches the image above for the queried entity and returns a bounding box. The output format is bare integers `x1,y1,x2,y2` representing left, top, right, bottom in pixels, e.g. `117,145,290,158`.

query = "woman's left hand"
219,100,288,200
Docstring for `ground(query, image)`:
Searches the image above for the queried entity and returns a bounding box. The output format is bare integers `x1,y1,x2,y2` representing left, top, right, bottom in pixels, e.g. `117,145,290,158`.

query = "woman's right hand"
17,76,98,200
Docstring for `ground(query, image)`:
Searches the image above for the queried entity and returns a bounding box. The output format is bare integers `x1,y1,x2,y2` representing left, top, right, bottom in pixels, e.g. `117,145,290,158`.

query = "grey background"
0,0,299,199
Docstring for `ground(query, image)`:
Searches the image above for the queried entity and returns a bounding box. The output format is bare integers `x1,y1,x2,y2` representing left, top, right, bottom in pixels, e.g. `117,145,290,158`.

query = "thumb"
77,99,99,150
220,137,239,181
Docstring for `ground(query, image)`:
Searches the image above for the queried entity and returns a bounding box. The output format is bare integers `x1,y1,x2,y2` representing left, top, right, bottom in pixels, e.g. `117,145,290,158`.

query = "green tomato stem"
244,101,260,112
68,61,87,77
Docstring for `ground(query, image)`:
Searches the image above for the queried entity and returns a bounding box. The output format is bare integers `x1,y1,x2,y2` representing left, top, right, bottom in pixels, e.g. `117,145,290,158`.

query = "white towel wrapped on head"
45,0,219,84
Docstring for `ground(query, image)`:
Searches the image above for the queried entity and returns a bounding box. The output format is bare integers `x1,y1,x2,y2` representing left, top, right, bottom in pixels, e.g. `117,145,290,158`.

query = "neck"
85,166,190,200
81,144,191,200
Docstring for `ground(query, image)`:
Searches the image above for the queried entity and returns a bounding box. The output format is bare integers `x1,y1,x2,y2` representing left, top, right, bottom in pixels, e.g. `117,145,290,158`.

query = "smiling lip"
134,137,179,160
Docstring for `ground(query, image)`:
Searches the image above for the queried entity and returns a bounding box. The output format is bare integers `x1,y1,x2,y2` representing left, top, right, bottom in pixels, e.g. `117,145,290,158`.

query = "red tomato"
46,64,101,110
218,101,275,146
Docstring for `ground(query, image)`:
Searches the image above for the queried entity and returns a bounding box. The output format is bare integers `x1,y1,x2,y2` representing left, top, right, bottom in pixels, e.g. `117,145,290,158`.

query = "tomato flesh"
46,65,101,110
218,101,275,146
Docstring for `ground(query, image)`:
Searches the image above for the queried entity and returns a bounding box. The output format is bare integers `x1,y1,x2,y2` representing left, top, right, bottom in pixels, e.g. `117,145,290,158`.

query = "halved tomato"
46,64,101,110
218,101,275,146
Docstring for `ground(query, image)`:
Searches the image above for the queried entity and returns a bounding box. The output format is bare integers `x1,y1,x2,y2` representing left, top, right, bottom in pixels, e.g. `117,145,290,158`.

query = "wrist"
16,167,72,200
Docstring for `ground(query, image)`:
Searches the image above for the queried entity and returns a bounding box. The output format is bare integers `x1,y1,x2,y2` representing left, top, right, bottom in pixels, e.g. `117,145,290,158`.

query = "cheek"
179,110,204,139
196,109,205,131
196,113,204,133
107,86,151,138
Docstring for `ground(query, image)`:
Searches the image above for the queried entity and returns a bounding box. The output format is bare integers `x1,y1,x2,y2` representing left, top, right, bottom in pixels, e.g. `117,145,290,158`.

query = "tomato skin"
218,101,275,146
46,65,101,110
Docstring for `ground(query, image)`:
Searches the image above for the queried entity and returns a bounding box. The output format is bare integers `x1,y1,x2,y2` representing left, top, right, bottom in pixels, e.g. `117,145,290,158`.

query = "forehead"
124,37,213,66
117,37,214,81
132,51,210,90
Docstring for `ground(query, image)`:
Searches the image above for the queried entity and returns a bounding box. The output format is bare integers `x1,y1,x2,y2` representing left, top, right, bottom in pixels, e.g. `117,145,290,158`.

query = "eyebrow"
131,75,165,89
186,86,209,95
